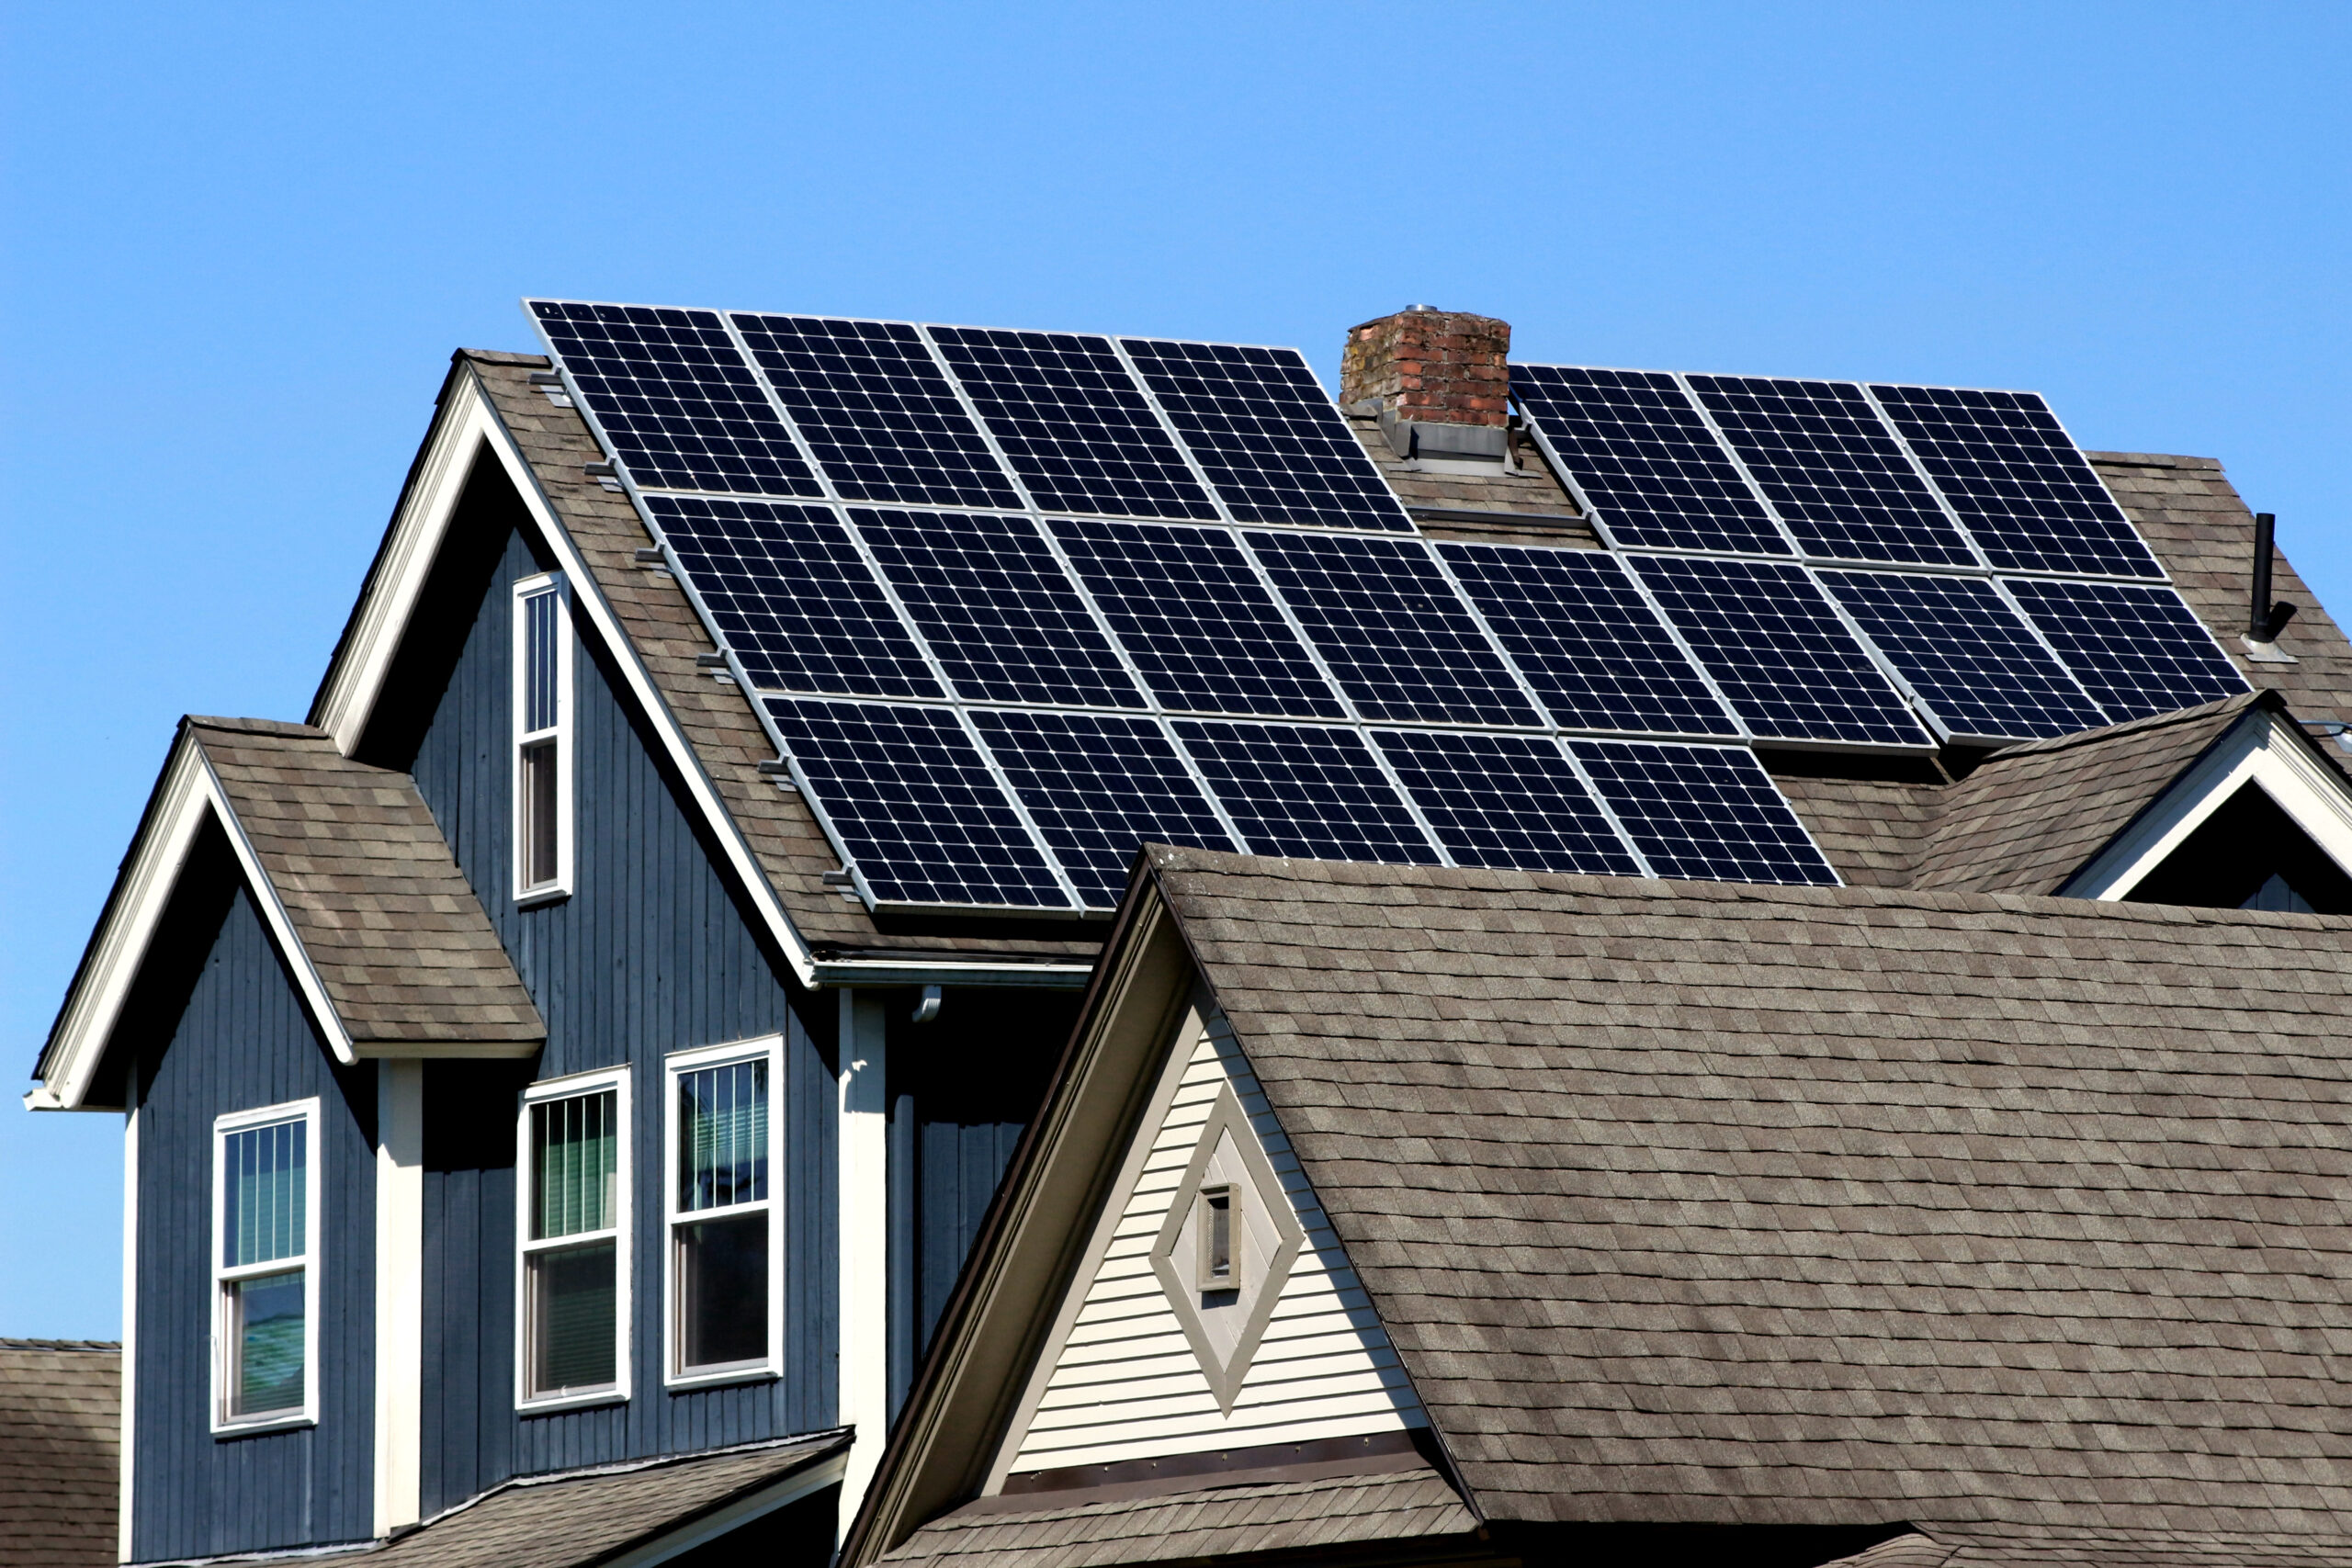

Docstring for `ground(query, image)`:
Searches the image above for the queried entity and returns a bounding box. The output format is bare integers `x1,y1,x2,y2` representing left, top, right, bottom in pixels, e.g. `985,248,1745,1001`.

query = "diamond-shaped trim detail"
1149,1083,1306,1414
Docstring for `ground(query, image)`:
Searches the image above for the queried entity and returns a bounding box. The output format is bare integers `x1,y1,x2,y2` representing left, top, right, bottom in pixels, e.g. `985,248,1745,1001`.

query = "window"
665,1038,783,1384
1196,1184,1236,1291
513,573,572,902
212,1100,320,1432
516,1070,629,1409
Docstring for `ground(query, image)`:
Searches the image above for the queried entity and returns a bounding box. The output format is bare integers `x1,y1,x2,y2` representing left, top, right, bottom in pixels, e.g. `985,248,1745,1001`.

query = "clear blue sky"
5,3,2347,1337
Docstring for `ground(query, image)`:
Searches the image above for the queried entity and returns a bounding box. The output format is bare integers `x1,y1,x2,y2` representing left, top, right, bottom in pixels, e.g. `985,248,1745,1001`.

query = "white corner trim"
373,1061,425,1536
835,992,889,1538
119,1102,139,1563
2065,710,2352,899
40,737,357,1111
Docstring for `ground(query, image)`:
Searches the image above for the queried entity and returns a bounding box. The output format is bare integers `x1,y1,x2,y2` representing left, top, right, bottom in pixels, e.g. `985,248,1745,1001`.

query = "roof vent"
2245,512,2300,663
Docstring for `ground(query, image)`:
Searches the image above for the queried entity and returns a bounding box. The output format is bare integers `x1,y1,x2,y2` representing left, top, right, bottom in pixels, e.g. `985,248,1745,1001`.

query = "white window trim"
512,571,575,906
663,1035,786,1391
210,1098,322,1437
514,1065,632,1413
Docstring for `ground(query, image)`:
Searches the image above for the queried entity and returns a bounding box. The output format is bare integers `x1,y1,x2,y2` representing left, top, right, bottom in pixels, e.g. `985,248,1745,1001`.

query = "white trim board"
2064,707,2352,900
373,1061,425,1535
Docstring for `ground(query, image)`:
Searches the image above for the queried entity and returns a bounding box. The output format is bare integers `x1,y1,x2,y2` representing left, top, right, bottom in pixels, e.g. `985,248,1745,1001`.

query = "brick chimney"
1340,306,1512,463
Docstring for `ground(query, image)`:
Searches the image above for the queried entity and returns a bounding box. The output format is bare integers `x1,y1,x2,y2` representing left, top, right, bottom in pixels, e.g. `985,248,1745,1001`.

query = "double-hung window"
516,1070,628,1408
212,1100,320,1433
665,1038,782,1384
513,573,572,903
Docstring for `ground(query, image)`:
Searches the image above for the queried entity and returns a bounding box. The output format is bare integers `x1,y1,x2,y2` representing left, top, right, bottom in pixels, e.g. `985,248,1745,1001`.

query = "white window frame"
211,1098,322,1436
514,1066,632,1413
512,571,575,906
663,1035,786,1390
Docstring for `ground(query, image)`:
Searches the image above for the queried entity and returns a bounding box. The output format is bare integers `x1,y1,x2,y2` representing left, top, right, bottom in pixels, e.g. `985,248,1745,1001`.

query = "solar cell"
854,510,1144,709
1627,556,1933,747
764,699,1069,908
1173,721,1440,864
928,327,1217,520
1374,730,1641,874
1510,364,1788,555
1870,384,2162,579
1050,518,1345,718
1121,338,1411,531
971,709,1237,905
1439,543,1737,736
641,495,941,699
527,300,821,498
2002,579,2249,720
1566,740,1838,886
1820,570,2107,741
1245,532,1541,727
730,314,1020,510
1687,375,1976,566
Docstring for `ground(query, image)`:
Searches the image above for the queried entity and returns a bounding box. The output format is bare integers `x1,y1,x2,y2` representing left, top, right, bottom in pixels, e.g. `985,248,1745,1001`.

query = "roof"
359,1431,845,1568
0,1338,119,1568
1141,848,2352,1546
879,1465,1475,1568
462,352,1099,968
188,716,542,1044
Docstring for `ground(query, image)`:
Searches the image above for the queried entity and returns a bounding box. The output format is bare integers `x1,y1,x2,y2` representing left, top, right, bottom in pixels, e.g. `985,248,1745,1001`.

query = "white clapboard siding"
998,1010,1424,1478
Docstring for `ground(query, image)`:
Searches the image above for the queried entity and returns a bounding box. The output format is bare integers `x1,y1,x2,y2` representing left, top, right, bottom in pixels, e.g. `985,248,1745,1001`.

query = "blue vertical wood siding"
130,837,377,1560
404,519,836,1509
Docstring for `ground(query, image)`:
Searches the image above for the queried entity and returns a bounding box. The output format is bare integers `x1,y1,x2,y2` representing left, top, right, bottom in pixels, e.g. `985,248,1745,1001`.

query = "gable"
985,1000,1423,1492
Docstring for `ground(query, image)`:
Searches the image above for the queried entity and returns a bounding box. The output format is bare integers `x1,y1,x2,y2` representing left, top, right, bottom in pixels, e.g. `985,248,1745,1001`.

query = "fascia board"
34,735,357,1111
811,959,1093,989
2065,709,2352,899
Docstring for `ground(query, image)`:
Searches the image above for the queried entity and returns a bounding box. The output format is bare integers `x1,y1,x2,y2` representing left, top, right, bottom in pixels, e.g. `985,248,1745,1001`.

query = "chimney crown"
1340,306,1511,429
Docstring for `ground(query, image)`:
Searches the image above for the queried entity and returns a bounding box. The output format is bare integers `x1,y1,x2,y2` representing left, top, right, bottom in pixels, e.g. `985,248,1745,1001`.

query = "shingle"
0,1340,119,1568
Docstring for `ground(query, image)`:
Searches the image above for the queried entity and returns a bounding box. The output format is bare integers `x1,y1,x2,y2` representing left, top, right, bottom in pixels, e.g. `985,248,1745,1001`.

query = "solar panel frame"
1566,739,1841,886
1819,569,2109,743
1119,336,1414,532
727,313,1023,511
2001,577,2251,721
1173,719,1445,865
763,697,1078,910
1242,531,1544,728
1686,374,1983,567
526,299,825,499
1867,382,2165,580
1510,363,1793,556
1373,729,1645,875
926,325,1221,521
1625,555,1936,749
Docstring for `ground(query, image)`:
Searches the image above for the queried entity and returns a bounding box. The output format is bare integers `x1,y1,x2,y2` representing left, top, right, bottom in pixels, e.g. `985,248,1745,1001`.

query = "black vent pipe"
2251,513,2298,642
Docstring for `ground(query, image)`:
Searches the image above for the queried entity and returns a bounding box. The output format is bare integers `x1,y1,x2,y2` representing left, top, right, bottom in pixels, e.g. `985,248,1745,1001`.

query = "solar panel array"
527,299,2245,913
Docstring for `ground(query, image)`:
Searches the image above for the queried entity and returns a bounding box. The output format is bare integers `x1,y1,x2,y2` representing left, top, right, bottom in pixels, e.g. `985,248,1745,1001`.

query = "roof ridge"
1975,691,2270,763
0,1337,120,1351
185,714,333,739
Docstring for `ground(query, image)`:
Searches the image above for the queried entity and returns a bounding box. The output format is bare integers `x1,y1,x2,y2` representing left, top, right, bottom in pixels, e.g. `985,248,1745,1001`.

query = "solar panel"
1869,384,2162,579
1173,721,1440,863
971,709,1237,905
1510,364,1788,555
928,327,1217,520
641,495,941,699
1627,556,1933,747
1439,543,1737,737
1049,518,1345,718
764,699,1069,908
1121,338,1412,532
853,510,1144,709
1820,570,2107,741
1245,532,1541,727
527,300,822,498
2002,579,2249,720
729,314,1021,510
1566,740,1838,886
1374,730,1641,874
1687,375,1976,566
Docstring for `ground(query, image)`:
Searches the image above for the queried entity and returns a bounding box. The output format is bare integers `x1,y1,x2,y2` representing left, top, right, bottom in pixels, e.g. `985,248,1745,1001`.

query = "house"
25,299,2352,1565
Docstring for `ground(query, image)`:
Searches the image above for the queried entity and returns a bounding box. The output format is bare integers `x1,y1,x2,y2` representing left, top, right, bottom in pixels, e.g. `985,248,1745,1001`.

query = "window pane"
522,740,560,887
230,1269,305,1416
677,1061,767,1213
679,1213,767,1369
524,590,560,733
224,1121,306,1268
530,1090,617,1240
529,1241,616,1395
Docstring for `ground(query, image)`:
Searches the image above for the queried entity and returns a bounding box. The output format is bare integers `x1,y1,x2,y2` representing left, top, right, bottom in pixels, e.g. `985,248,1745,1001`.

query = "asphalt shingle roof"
0,1339,119,1568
